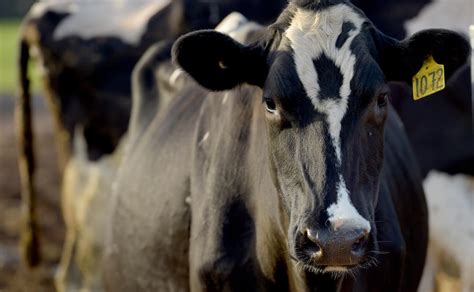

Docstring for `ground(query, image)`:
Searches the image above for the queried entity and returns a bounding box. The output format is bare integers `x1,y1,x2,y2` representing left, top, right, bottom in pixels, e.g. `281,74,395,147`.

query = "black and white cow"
17,0,179,269
103,0,469,291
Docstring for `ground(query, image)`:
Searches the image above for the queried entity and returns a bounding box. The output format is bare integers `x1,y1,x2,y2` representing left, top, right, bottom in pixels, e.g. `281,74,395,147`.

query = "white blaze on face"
285,5,370,232
326,176,370,231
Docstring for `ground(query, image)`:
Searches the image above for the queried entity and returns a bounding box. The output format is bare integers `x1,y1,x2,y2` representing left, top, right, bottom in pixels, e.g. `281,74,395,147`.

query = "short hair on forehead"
292,0,348,10
284,4,366,100
279,3,376,164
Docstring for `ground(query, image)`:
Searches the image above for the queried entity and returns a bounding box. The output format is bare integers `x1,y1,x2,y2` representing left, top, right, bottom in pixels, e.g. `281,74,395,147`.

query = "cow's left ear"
376,29,470,83
172,30,268,91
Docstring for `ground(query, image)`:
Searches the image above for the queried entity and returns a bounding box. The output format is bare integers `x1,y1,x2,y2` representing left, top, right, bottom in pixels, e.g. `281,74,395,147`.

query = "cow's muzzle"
294,226,370,272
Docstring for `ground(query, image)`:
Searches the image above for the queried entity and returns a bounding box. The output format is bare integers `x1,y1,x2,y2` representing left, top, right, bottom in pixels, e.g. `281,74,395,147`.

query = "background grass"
0,19,41,96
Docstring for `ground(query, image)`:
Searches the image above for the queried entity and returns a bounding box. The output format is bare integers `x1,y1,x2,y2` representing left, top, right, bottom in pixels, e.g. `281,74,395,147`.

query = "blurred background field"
0,19,41,97
0,20,21,96
1,4,64,291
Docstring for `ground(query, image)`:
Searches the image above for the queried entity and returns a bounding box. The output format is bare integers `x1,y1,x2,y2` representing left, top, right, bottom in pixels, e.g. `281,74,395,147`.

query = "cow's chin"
294,249,381,278
297,262,361,277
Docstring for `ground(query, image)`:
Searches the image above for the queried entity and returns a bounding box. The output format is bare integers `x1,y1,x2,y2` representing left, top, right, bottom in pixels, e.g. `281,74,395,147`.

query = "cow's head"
173,0,469,275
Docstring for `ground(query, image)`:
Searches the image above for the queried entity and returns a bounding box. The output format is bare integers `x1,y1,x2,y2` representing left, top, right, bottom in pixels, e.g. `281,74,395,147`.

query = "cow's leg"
56,155,85,292
55,229,81,292
418,243,438,292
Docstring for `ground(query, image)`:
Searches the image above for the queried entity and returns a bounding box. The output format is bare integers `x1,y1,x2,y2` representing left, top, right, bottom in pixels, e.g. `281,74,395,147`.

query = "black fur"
173,30,269,90
336,21,356,48
314,54,344,100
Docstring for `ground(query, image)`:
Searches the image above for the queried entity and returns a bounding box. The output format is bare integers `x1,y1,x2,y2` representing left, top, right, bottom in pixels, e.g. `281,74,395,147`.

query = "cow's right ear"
172,30,268,91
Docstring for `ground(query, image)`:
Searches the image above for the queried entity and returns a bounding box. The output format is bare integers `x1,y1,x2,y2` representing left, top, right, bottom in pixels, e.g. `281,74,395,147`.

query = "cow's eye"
264,97,277,113
377,93,388,108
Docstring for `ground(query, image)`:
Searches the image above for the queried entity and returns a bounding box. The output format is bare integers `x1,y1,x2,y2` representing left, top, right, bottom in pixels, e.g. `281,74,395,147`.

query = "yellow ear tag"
412,55,445,100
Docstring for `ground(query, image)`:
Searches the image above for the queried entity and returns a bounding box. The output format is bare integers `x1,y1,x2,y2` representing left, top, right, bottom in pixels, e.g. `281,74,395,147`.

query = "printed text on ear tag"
412,55,445,100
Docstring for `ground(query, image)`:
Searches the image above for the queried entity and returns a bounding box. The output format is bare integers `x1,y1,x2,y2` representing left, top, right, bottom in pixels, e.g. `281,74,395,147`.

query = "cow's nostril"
304,229,323,258
297,228,369,266
351,233,369,254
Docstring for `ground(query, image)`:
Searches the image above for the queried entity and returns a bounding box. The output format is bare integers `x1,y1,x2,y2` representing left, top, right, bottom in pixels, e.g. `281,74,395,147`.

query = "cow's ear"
172,30,268,91
377,29,470,83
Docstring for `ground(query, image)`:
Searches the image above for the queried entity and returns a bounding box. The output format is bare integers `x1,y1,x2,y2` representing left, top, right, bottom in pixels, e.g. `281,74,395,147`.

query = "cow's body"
101,0,472,288
105,69,427,292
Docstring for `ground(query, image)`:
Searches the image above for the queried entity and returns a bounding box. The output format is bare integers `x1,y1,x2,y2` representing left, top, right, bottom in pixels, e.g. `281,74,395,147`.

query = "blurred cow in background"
18,2,181,290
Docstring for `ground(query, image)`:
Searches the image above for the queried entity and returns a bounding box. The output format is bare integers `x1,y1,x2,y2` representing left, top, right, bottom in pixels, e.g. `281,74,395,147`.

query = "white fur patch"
222,92,230,104
285,5,370,232
326,176,371,231
215,12,249,35
29,1,71,18
185,196,192,205
418,171,474,292
405,0,471,36
50,0,171,45
29,45,48,76
215,12,261,44
199,132,210,146
324,266,349,273
169,69,184,86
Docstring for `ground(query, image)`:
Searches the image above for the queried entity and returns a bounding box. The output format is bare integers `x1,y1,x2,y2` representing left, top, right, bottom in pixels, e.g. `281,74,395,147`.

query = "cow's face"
174,0,469,276
261,4,385,273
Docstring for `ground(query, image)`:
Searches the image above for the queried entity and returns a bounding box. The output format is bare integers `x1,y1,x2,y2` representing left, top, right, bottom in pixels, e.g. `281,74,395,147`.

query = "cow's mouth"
295,259,378,277
301,263,355,276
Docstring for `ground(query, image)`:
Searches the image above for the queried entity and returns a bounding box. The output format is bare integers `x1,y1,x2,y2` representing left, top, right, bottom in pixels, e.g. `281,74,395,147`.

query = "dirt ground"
0,95,64,292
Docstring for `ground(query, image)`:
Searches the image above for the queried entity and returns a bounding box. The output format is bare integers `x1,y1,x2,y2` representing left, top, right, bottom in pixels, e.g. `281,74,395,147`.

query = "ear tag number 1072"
412,55,445,100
